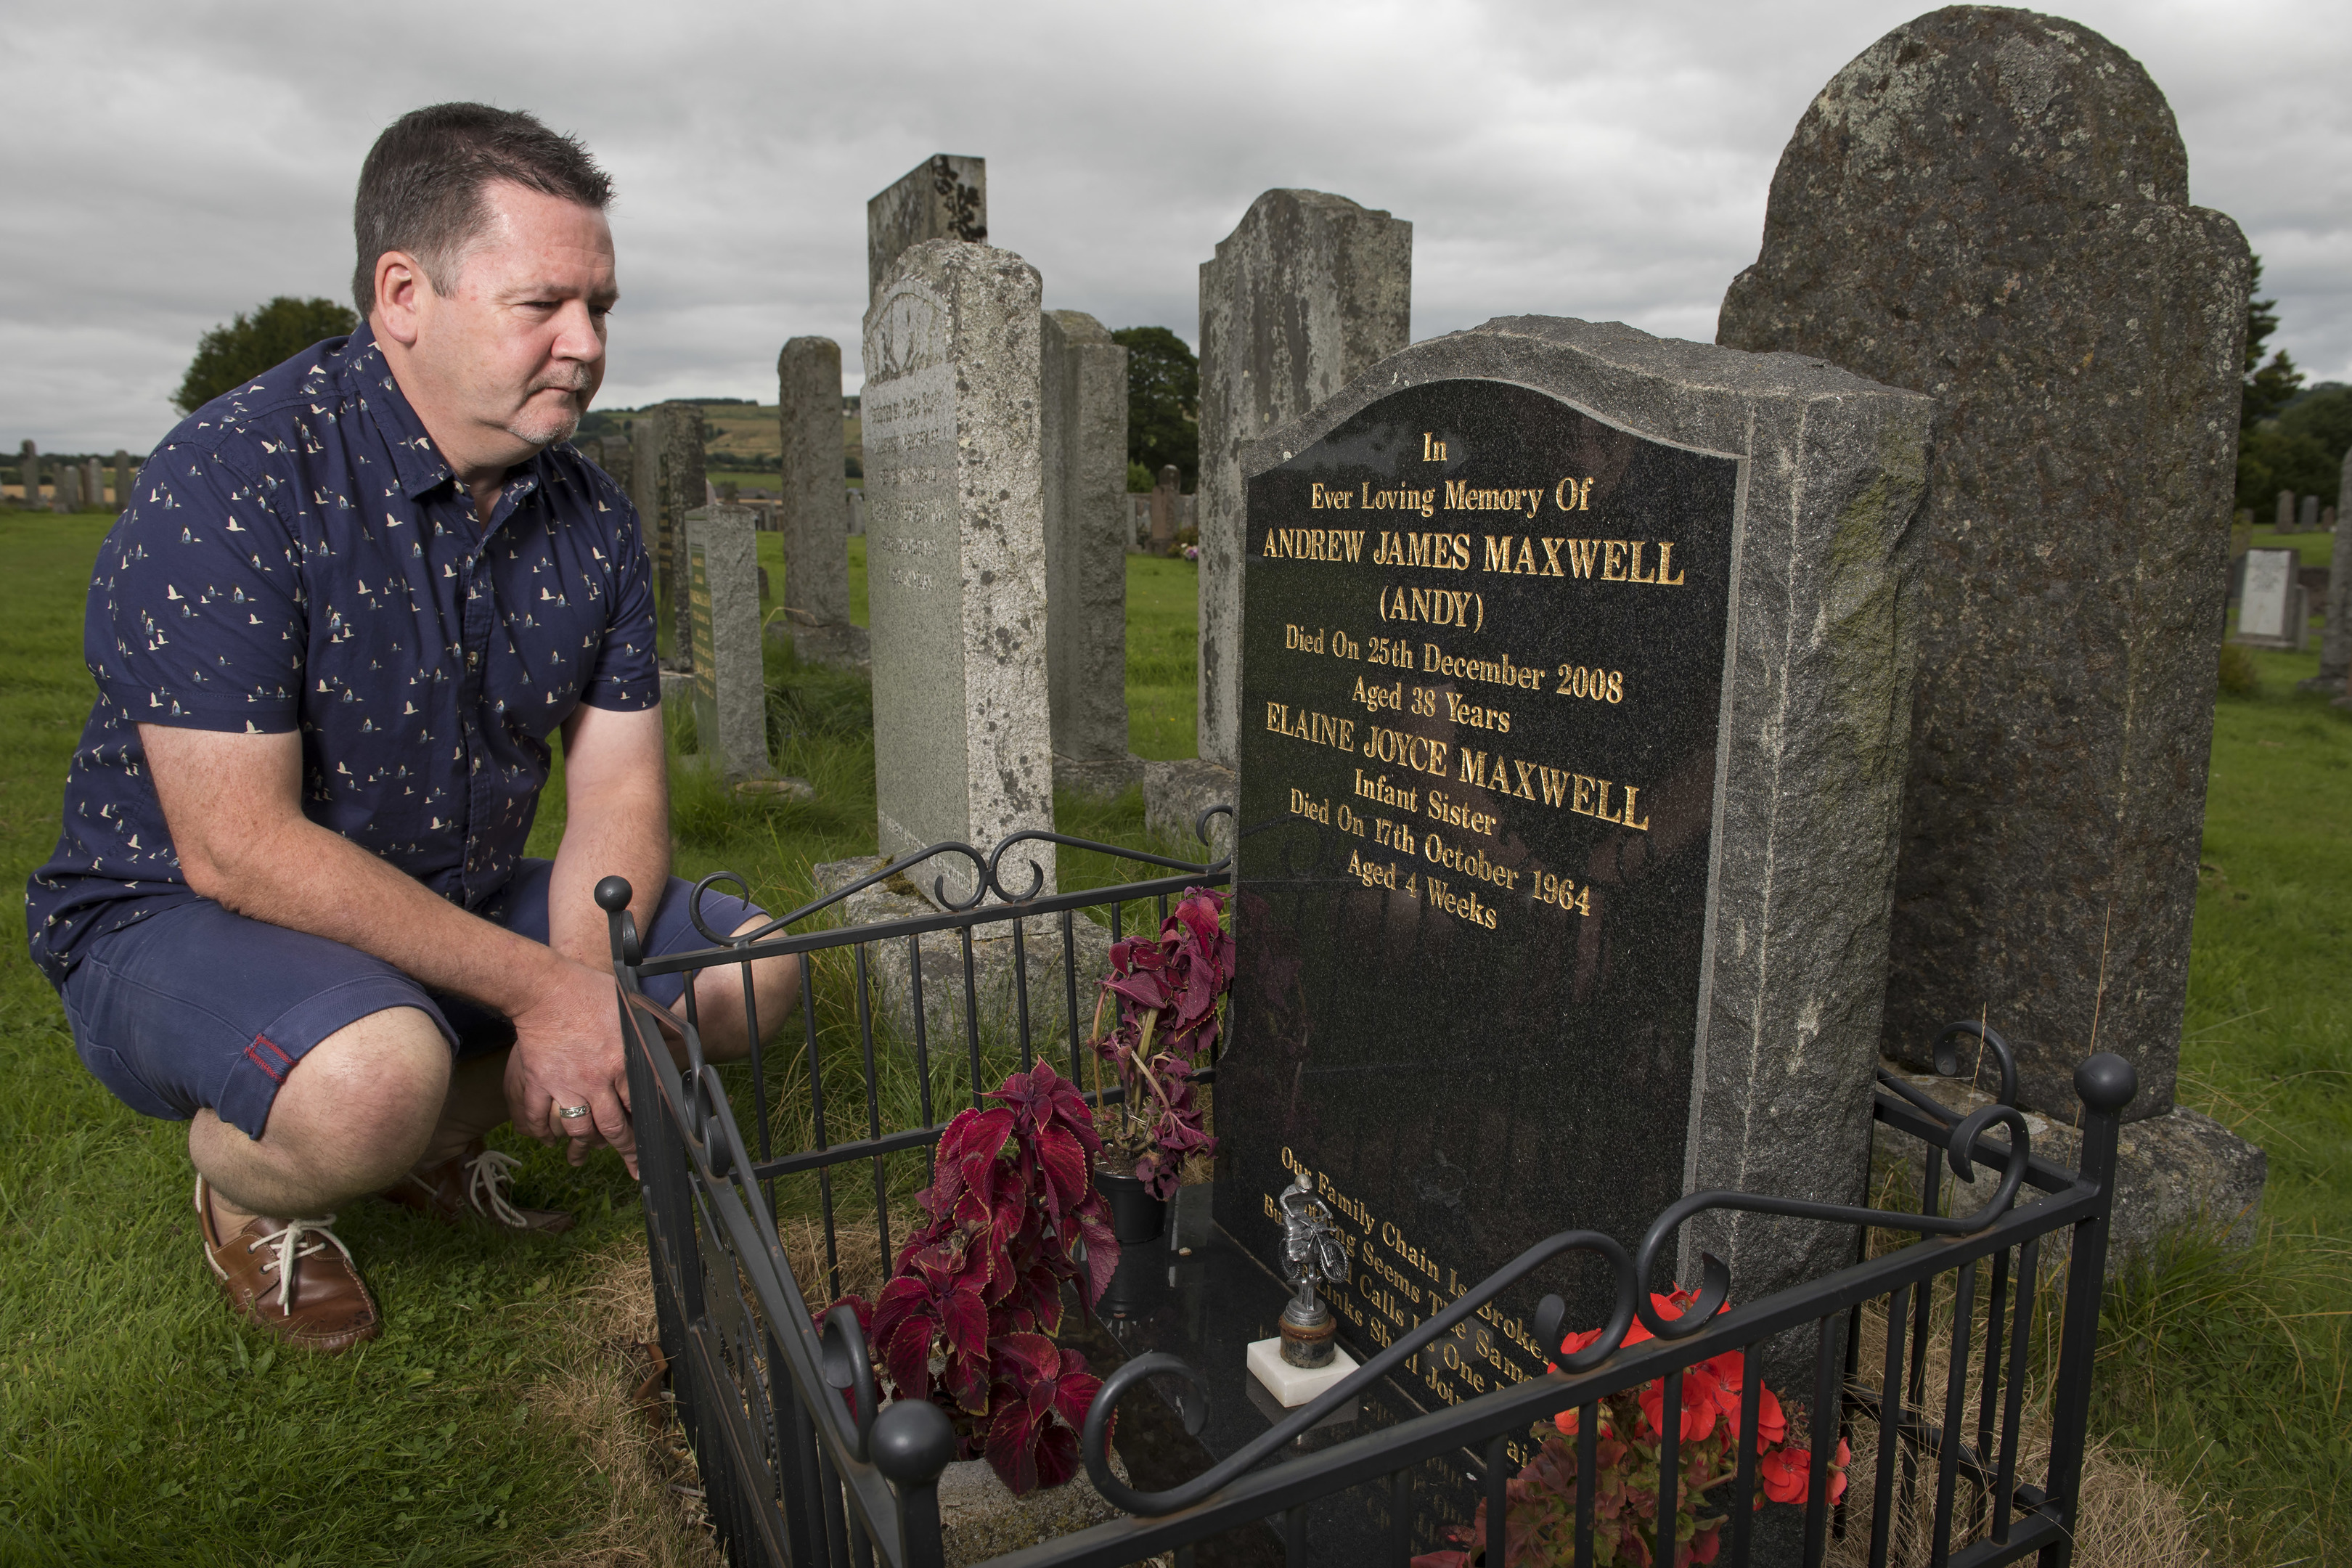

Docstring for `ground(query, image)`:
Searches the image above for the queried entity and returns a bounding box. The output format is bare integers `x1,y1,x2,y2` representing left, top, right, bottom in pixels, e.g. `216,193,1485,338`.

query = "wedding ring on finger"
556,1103,594,1131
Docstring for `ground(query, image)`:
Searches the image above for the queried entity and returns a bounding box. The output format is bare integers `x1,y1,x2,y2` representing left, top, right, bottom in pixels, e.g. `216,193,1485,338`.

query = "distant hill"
578,401,859,478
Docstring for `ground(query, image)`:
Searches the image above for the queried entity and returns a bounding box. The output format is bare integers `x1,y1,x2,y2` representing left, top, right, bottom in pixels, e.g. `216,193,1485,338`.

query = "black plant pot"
1095,1167,1167,1244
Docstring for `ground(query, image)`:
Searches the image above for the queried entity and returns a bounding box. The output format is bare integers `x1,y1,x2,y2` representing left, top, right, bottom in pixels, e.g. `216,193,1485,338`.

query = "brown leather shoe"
195,1176,380,1353
382,1140,576,1235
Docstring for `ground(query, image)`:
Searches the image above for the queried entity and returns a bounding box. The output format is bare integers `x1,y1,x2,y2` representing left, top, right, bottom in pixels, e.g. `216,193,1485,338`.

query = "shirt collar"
342,322,553,519
340,322,458,501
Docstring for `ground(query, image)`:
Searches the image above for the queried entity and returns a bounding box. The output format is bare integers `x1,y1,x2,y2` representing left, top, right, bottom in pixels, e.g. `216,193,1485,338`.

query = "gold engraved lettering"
1421,831,1519,894
1380,585,1483,631
1263,526,1367,560
1442,690,1511,733
1381,1222,1443,1282
1425,875,1498,929
1533,869,1593,915
1525,536,1683,585
1262,701,1357,753
1553,663,1627,703
1446,483,1545,520
1352,768,1418,812
1553,476,1595,512
1358,725,1450,779
1424,789,1497,837
1372,531,1473,570
1450,756,1649,833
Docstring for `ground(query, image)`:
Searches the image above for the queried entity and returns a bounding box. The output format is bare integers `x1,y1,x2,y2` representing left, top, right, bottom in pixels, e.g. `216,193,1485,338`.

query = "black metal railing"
602,822,2130,1568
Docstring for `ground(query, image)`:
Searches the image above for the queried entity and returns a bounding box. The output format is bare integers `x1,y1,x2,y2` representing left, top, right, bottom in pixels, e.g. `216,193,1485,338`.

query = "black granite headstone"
1222,377,1739,1417
1211,317,1933,1456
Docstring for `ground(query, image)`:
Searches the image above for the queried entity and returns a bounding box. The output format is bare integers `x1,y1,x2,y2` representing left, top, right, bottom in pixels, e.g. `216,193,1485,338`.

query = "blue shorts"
57,859,762,1139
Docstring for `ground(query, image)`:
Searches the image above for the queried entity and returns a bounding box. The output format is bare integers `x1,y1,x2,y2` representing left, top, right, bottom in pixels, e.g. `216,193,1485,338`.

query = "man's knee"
270,1007,450,1182
678,920,800,1063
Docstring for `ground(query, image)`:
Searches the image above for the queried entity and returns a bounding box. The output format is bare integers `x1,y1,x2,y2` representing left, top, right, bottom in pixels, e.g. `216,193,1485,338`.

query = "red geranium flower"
1757,1437,1849,1507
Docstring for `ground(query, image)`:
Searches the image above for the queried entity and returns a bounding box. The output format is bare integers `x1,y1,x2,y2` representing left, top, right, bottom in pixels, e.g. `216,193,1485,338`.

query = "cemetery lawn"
0,515,1204,1564
25,498,2347,1562
2103,637,2352,1560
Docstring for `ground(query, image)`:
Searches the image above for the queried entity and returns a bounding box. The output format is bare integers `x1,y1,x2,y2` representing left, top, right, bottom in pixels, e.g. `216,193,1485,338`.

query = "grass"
0,515,653,1565
2088,632,2352,1561
15,504,2345,1562
0,514,1205,1564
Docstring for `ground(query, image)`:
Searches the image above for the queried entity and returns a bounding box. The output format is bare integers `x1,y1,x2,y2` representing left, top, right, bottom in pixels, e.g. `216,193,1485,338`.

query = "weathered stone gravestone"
1194,189,1410,783
81,460,102,511
682,503,772,782
846,489,865,536
2234,548,2302,648
1147,464,1179,553
2277,490,2295,532
867,154,986,303
54,463,80,512
2300,494,2321,533
776,336,868,669
17,442,37,509
631,404,706,669
1216,315,1932,1413
110,450,133,513
594,430,632,494
1040,309,1137,797
1719,7,2247,1135
862,237,1054,905
2324,452,2352,690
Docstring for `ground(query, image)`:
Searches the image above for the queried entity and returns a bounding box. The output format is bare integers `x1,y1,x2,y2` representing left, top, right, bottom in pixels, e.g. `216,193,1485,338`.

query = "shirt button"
467,650,479,670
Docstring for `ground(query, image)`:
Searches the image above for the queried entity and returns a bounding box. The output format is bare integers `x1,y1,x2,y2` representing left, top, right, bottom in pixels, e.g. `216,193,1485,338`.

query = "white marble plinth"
1246,1336,1357,1408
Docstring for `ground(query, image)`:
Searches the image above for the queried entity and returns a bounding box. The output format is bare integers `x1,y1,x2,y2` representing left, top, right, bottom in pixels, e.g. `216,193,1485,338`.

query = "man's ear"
372,250,431,347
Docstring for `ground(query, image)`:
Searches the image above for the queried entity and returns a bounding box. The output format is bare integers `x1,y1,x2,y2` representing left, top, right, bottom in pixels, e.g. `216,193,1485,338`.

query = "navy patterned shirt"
26,324,659,985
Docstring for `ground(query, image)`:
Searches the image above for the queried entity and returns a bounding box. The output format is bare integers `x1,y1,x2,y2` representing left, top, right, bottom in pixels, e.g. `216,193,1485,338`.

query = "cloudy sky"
1,0,2343,452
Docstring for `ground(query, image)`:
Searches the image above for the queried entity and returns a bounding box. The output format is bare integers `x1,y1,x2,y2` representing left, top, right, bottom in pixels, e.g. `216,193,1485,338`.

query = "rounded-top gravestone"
1720,4,2249,1121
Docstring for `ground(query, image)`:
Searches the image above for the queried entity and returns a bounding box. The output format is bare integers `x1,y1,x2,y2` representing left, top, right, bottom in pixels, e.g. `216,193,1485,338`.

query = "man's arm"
544,701,668,974
139,722,639,1170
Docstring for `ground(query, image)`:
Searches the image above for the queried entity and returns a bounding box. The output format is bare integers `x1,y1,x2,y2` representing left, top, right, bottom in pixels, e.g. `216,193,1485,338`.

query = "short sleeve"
578,491,659,711
85,443,304,733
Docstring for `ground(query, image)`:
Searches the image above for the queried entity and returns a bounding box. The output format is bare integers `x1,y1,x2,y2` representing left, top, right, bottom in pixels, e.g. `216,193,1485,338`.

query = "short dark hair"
351,103,613,316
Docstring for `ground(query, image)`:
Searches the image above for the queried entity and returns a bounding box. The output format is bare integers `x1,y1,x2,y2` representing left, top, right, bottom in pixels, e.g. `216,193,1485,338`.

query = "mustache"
529,370,595,397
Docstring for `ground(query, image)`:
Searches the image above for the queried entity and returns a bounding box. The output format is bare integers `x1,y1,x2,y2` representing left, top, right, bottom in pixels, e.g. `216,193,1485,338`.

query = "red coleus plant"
1413,1286,1850,1568
1087,888,1235,1200
830,1061,1122,1495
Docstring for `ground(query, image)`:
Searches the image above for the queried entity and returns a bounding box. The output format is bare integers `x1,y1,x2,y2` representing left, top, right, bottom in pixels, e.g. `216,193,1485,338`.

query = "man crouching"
25,103,796,1352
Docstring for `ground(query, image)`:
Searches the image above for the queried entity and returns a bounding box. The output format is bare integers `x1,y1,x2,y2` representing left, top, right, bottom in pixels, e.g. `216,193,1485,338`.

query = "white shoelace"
247,1214,356,1312
464,1148,530,1228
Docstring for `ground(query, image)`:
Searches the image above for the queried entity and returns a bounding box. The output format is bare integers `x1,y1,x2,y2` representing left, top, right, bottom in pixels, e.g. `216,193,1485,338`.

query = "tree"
174,297,359,415
1112,327,1199,491
2234,256,2325,513
2242,256,2302,431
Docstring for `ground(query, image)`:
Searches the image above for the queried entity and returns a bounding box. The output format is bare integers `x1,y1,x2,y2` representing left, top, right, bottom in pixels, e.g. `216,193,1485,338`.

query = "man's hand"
142,721,657,1177
503,955,637,1175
